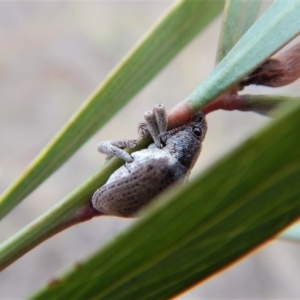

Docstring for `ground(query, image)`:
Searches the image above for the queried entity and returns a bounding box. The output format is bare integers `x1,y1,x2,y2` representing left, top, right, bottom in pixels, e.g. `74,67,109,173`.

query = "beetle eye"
192,127,202,137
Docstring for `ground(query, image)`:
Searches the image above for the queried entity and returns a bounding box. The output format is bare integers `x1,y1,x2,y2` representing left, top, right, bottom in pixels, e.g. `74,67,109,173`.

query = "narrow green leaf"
0,0,224,219
2,0,300,271
216,0,261,63
0,140,148,271
30,99,300,299
241,94,300,114
185,0,300,112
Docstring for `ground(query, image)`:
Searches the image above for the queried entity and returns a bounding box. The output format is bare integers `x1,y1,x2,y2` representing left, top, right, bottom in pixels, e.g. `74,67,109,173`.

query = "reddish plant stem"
168,93,248,125
202,93,244,114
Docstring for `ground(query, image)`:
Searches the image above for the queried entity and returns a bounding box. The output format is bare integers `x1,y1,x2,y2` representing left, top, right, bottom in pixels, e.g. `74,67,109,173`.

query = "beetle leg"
97,139,138,163
144,110,161,148
137,122,150,139
153,103,167,142
143,103,168,148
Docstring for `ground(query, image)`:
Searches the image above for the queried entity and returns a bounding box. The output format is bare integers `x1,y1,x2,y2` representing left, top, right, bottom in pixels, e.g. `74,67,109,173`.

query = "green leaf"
30,99,300,300
216,0,261,63
241,94,300,114
0,140,148,271
2,0,300,272
0,0,224,220
185,0,300,112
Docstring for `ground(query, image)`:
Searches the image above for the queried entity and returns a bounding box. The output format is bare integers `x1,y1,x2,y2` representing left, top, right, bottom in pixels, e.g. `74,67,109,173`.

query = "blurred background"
0,1,300,299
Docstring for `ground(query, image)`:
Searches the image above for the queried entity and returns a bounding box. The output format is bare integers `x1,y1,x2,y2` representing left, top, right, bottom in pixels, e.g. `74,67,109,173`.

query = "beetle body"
92,109,207,217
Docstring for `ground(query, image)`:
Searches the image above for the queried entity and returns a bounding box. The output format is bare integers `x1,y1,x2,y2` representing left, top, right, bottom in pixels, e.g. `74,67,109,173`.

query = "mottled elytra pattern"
92,157,185,217
92,104,207,218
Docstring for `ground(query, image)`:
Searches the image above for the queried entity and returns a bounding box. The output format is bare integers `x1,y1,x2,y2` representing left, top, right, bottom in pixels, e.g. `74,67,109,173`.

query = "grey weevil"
91,104,207,217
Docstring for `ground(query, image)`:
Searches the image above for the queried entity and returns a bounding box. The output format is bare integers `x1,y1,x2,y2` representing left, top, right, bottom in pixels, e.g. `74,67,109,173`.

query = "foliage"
1,0,300,298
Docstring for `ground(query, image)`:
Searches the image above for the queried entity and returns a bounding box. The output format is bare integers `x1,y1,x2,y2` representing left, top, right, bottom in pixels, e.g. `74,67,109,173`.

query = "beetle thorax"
164,127,202,172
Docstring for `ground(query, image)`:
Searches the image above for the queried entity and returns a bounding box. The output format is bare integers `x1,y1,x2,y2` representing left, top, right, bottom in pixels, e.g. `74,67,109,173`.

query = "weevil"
91,104,207,217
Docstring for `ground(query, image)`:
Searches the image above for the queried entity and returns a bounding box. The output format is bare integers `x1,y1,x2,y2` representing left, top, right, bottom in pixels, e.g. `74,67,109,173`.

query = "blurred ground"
0,1,300,299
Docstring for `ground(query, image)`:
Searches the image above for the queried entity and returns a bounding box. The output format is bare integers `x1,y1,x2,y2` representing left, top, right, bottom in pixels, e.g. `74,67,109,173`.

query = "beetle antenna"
159,125,187,138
